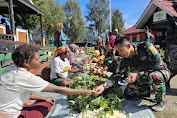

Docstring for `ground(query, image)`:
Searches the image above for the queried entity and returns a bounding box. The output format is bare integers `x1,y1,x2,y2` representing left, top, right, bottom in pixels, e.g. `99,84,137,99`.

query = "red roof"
153,0,177,17
121,26,146,35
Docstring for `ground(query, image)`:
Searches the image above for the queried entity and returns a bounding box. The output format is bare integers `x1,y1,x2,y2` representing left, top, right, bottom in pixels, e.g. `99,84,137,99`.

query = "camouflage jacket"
103,41,169,89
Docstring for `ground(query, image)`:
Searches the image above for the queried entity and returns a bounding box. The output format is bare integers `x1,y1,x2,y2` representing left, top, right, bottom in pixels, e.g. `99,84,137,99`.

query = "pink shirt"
109,35,116,48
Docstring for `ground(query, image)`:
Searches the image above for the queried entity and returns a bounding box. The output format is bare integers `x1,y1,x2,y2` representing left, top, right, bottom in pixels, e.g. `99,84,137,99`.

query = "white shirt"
50,56,71,80
0,66,49,118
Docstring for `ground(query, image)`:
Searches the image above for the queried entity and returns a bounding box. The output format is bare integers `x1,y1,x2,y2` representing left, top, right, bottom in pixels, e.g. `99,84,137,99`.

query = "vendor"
97,47,105,64
92,50,100,63
93,36,170,112
103,42,119,73
69,44,82,69
50,45,86,86
0,44,91,118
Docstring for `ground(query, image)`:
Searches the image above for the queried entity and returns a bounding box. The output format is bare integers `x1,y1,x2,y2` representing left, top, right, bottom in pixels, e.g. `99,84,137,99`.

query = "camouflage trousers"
124,70,171,102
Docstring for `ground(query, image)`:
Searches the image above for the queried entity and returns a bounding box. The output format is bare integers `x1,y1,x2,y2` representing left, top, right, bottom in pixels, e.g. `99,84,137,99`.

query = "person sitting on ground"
103,42,119,73
97,47,105,64
0,44,91,118
69,44,82,69
92,49,100,63
93,36,170,112
50,45,86,86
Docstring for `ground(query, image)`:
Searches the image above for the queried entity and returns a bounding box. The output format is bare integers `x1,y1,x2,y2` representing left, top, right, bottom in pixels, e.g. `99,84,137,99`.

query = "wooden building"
0,0,45,46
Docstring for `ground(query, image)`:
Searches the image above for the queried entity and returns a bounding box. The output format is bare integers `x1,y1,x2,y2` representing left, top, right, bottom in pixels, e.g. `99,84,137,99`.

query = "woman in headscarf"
69,44,82,69
54,23,68,47
50,45,86,86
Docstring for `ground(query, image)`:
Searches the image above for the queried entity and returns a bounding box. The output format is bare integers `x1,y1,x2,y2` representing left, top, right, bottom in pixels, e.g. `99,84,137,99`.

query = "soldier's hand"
114,56,119,61
93,85,105,96
127,73,139,84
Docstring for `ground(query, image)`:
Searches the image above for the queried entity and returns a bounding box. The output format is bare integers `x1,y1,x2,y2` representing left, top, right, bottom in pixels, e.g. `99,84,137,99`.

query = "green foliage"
64,0,86,43
68,76,125,113
86,0,109,34
112,9,124,33
41,0,65,38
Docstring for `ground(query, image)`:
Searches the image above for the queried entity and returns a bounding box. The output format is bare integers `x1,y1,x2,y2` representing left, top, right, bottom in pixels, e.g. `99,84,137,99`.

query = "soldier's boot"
151,100,167,112
166,79,171,90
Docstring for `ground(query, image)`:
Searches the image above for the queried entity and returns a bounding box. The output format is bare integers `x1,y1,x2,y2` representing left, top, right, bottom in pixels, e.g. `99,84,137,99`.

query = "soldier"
144,26,155,44
93,36,171,112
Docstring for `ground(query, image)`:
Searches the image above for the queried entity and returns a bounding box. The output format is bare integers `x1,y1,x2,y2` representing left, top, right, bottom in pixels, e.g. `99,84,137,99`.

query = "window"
133,38,136,42
137,34,140,42
130,35,132,42
157,32,162,36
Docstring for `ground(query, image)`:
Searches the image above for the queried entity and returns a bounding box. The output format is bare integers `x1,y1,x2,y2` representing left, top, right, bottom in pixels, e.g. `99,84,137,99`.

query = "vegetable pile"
68,76,126,117
86,63,108,77
77,107,132,118
81,58,92,64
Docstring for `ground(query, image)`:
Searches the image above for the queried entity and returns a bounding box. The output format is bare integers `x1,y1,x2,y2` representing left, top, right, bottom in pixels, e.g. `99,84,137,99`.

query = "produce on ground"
86,63,108,77
87,50,94,56
76,107,132,118
81,58,92,64
68,76,125,117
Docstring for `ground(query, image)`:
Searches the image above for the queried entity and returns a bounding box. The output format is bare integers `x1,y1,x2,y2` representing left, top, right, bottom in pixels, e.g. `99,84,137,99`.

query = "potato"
86,66,91,71
92,58,98,62
97,69,101,74
103,71,108,77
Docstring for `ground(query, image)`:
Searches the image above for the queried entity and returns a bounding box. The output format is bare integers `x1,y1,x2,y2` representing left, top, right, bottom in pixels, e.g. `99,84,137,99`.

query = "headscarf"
69,44,77,52
69,44,77,64
55,23,63,32
54,45,70,58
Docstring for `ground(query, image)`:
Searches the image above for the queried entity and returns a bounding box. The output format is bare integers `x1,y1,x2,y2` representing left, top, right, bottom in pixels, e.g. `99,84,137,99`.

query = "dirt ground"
142,75,177,118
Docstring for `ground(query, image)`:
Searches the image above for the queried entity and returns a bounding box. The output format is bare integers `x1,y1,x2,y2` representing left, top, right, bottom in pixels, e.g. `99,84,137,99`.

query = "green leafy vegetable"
68,76,126,116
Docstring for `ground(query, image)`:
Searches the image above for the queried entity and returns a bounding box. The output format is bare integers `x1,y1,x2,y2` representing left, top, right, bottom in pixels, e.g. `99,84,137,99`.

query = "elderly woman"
69,44,82,69
0,44,90,118
50,45,85,86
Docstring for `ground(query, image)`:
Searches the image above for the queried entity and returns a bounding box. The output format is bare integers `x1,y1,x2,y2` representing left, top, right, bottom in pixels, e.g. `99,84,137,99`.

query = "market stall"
35,51,156,118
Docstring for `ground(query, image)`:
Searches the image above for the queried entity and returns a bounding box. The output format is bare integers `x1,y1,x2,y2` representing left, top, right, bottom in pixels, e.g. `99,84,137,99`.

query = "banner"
153,11,166,22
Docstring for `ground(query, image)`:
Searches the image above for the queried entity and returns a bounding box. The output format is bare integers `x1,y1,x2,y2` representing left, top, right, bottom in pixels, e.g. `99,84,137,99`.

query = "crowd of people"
0,23,171,118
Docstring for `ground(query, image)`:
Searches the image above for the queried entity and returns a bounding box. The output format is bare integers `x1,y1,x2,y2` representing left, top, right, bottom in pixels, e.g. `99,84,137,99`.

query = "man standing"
96,34,102,45
93,36,170,112
109,32,116,48
115,29,122,39
84,38,88,47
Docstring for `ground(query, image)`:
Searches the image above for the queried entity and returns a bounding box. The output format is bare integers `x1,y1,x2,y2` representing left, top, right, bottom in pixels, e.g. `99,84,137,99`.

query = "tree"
86,0,109,34
41,0,65,38
112,9,124,33
64,0,86,43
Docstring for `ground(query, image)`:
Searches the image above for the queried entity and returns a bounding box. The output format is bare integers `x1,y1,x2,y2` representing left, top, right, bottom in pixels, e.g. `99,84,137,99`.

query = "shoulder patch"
149,45,158,55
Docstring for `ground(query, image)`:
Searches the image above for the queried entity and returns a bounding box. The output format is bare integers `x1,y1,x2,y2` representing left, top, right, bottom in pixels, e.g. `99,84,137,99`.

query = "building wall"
124,32,145,43
124,30,164,45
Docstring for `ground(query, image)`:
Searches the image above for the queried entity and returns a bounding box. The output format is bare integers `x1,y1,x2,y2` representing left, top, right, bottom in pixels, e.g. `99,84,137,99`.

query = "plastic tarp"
38,57,155,118
36,91,155,118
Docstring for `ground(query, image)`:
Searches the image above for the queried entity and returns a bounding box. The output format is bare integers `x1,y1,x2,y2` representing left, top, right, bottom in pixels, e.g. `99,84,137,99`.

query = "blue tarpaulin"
37,57,156,118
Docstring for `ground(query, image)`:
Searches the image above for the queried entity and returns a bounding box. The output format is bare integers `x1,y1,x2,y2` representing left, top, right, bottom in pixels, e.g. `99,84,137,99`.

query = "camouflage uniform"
103,41,171,102
103,49,120,73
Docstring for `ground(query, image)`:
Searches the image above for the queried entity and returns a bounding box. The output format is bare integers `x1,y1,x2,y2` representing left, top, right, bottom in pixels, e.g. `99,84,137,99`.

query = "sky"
0,0,152,31
57,0,151,30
